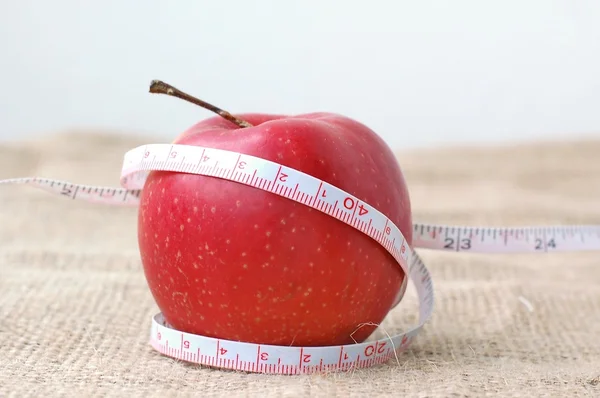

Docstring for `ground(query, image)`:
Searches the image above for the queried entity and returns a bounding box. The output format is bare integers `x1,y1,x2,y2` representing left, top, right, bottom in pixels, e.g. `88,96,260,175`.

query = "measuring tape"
2,143,599,375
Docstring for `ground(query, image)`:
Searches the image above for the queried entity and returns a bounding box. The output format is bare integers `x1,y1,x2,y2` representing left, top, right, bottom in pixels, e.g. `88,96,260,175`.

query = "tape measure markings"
4,175,598,254
412,223,600,253
6,175,597,254
1,142,599,375
124,144,412,271
125,143,416,313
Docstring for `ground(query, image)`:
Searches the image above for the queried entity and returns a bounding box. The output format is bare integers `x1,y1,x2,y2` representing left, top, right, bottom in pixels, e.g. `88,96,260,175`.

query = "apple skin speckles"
137,112,412,347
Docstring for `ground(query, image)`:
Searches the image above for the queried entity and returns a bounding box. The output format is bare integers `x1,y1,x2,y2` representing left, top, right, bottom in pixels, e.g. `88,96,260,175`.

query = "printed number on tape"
1,143,599,375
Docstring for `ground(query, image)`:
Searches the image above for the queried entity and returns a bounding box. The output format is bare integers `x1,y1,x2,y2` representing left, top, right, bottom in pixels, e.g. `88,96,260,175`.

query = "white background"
1,0,599,149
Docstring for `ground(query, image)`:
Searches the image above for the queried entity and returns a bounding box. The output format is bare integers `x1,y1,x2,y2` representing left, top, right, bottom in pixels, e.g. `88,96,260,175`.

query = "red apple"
137,81,413,347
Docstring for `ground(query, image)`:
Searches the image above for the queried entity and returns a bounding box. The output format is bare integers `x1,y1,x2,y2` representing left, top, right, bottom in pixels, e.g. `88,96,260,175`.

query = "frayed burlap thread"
1,132,599,397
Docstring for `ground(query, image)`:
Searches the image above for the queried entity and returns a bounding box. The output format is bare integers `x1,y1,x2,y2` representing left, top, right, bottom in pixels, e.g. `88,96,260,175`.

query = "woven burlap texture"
1,132,599,397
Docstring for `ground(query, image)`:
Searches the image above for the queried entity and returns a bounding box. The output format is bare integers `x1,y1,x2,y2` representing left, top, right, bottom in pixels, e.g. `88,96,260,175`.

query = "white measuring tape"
2,143,599,375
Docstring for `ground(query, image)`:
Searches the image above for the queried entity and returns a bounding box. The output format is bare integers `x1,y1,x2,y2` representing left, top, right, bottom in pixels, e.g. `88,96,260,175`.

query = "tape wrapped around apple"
137,81,413,347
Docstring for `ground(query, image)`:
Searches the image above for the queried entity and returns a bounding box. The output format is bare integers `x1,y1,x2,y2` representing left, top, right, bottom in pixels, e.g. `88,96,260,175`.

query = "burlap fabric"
1,132,599,397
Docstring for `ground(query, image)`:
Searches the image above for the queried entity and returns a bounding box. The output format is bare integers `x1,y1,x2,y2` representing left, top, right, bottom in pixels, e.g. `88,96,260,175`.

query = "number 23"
444,237,471,250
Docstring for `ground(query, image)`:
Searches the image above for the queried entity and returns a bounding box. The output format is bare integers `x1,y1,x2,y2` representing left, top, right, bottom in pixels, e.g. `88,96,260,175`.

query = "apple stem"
149,80,253,128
